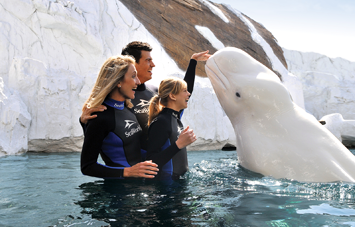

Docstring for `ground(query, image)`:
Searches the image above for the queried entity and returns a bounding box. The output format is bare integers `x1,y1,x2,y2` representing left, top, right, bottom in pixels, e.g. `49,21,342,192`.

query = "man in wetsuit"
80,42,202,149
80,41,157,150
80,42,209,176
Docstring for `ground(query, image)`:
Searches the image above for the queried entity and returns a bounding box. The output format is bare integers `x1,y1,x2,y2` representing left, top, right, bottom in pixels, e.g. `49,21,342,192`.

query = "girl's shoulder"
149,110,171,127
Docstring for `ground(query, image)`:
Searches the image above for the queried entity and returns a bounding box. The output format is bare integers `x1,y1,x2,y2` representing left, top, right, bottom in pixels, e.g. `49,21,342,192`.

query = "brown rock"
120,0,287,79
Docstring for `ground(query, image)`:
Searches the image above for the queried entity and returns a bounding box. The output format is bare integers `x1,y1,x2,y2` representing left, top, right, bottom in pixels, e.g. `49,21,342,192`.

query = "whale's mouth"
205,59,228,90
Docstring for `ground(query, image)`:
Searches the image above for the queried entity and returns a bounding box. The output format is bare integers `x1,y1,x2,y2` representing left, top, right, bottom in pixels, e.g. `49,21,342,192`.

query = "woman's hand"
191,50,211,62
175,126,197,149
123,160,159,178
80,105,107,124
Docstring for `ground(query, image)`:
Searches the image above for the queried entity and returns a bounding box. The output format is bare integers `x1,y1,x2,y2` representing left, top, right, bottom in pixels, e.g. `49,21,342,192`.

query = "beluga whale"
205,47,355,183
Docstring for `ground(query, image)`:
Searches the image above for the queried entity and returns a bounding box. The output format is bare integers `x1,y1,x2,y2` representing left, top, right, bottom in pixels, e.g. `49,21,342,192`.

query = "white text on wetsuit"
125,125,142,137
134,99,149,114
134,107,149,114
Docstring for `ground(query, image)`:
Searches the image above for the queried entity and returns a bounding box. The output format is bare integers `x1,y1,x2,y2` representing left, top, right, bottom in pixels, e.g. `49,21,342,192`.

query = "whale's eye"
236,92,241,98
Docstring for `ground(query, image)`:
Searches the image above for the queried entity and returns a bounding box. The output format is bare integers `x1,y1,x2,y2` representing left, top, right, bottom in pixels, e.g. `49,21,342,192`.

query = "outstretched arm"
184,50,211,94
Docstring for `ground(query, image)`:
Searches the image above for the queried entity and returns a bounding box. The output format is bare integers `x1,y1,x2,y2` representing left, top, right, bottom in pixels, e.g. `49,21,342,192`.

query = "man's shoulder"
132,83,157,105
145,83,158,94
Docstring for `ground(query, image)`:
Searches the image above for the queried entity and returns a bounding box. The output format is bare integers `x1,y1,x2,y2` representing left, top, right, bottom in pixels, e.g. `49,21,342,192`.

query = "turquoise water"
1,149,355,227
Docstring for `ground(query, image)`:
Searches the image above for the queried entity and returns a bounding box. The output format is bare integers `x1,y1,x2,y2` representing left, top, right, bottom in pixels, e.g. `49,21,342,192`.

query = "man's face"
135,50,155,84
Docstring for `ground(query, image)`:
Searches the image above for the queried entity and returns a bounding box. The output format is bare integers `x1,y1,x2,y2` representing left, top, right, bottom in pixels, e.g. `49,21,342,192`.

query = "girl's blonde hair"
148,78,187,125
83,55,135,111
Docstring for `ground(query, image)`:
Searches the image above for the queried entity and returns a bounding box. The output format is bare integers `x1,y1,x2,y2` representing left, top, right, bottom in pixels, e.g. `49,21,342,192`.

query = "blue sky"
211,0,355,62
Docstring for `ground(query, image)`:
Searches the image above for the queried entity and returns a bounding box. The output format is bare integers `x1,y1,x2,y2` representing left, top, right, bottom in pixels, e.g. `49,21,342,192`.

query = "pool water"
1,149,355,227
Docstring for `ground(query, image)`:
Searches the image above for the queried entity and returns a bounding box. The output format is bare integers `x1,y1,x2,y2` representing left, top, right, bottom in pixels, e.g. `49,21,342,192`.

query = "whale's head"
205,47,292,122
205,48,355,183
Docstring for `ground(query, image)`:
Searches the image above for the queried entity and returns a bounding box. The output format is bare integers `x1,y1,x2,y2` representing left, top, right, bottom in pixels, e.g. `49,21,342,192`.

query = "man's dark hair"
121,41,153,63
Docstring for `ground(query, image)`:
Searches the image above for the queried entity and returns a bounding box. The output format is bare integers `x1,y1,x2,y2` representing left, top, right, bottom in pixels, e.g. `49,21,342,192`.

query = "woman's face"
118,64,140,100
174,83,190,110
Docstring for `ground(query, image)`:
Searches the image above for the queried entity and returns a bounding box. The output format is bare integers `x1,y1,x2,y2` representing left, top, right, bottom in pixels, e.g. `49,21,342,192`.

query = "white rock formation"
2,0,341,156
0,0,238,155
0,78,31,155
283,49,355,120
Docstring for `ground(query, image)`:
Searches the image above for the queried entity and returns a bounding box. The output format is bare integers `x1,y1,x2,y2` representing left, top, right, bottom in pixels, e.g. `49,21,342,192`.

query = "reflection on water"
73,150,355,227
189,153,355,226
1,150,355,226
76,179,196,226
297,203,355,216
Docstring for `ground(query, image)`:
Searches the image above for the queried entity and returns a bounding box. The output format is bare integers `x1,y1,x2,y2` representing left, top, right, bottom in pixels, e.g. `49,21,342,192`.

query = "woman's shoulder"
87,105,115,127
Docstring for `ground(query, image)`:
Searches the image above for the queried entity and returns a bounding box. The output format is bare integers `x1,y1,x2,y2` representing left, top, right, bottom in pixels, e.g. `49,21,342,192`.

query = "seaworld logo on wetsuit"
177,126,183,135
114,103,124,109
134,99,149,114
176,126,184,139
124,120,136,129
125,124,142,138
150,117,158,125
124,120,142,137
136,99,150,107
172,112,178,119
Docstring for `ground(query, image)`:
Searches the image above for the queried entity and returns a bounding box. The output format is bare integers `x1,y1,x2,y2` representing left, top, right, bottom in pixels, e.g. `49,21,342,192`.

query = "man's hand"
123,161,159,178
80,105,107,124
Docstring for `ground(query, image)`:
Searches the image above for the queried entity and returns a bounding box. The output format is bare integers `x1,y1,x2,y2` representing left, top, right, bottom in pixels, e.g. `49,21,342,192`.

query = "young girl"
81,55,158,179
146,51,210,180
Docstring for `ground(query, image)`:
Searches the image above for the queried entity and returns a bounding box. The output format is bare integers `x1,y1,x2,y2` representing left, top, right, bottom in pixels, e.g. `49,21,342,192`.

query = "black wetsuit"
130,59,197,150
146,60,197,180
81,98,144,179
79,83,157,151
80,59,197,179
131,83,158,150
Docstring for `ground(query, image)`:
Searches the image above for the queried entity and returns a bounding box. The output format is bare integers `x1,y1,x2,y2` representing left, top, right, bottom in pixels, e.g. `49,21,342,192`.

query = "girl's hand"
176,126,197,149
191,50,211,61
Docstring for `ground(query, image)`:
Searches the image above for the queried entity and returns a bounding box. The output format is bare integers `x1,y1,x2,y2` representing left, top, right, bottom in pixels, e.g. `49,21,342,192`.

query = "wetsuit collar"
163,108,180,119
136,83,146,91
104,98,125,110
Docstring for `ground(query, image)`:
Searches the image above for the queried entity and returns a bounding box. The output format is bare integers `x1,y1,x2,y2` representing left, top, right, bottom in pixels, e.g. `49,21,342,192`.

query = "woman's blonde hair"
83,55,135,111
148,78,187,125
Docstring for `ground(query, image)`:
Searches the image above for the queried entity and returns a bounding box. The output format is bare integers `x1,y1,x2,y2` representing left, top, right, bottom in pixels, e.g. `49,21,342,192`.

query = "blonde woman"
146,51,210,181
81,55,158,179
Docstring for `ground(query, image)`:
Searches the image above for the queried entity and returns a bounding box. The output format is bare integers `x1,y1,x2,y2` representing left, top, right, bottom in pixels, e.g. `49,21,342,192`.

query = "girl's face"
174,83,190,110
118,64,140,100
